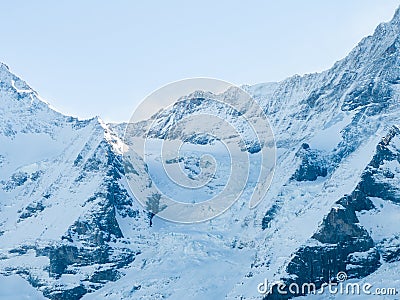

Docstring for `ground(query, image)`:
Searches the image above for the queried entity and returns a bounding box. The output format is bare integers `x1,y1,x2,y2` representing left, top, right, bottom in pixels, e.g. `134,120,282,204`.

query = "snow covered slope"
122,7,400,299
0,63,153,299
1,6,400,300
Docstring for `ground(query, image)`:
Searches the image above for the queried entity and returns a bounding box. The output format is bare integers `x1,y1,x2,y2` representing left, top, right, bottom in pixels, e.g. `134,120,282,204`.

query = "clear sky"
1,1,399,122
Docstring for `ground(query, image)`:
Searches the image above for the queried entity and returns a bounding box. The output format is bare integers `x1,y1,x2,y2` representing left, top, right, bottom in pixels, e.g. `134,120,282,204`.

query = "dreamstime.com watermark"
257,272,398,297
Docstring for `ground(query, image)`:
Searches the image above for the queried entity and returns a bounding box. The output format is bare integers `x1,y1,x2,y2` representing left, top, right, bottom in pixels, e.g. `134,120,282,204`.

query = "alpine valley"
1,7,400,300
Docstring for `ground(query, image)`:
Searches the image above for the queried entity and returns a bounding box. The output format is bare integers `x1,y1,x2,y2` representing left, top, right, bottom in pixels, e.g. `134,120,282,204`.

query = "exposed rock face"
265,127,400,299
0,62,152,299
263,206,381,299
4,142,145,299
358,126,400,203
291,206,380,278
358,126,400,265
292,143,328,181
261,203,280,230
312,207,369,244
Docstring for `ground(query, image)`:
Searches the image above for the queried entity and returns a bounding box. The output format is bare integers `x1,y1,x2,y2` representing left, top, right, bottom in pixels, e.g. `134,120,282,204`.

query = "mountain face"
0,63,152,299
1,8,400,300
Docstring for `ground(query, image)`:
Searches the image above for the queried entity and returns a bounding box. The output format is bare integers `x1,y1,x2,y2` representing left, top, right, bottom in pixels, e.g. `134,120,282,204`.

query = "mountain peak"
0,62,10,71
370,6,400,42
391,5,400,24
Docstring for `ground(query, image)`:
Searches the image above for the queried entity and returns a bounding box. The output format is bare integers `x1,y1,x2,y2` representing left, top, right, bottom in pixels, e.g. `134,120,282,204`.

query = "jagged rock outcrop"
292,143,329,181
265,127,400,299
0,63,151,299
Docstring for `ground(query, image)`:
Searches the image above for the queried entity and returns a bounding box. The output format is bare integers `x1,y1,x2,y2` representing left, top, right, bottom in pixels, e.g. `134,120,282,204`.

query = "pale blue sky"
1,1,399,122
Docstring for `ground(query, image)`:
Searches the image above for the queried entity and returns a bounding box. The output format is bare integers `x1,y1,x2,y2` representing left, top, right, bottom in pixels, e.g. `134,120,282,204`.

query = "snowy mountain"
0,62,153,299
1,6,400,300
